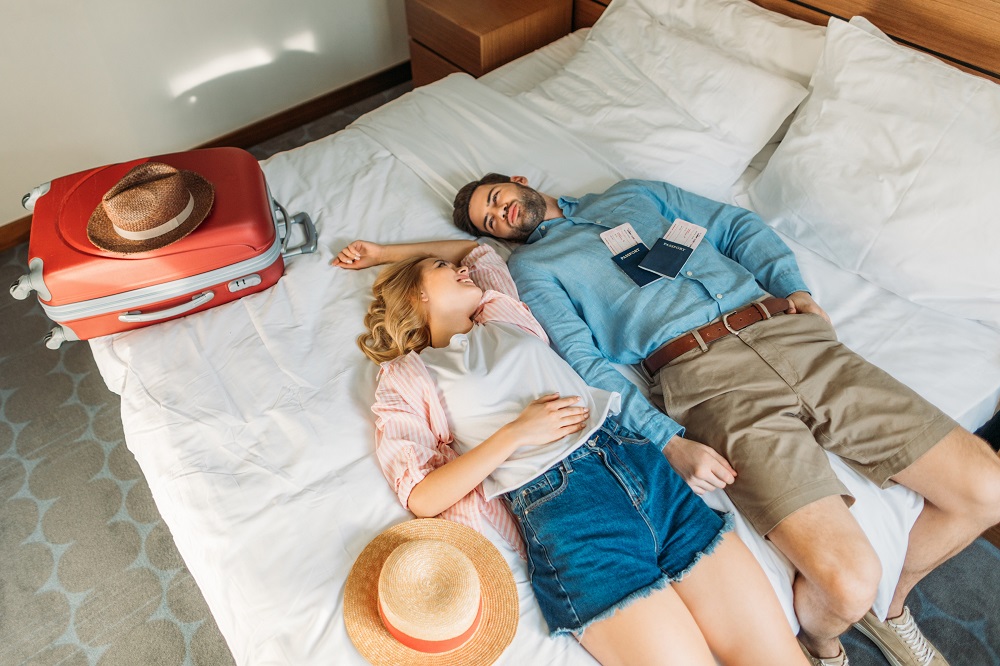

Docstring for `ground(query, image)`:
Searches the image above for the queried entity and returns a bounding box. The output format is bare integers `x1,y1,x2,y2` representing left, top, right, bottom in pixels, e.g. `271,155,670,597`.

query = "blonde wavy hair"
358,255,432,364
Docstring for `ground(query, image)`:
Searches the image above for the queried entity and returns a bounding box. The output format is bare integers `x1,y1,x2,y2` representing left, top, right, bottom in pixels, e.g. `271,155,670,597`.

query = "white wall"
0,0,409,228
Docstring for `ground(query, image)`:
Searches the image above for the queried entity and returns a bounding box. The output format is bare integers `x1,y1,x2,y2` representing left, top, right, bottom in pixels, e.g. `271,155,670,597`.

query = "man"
453,173,1000,666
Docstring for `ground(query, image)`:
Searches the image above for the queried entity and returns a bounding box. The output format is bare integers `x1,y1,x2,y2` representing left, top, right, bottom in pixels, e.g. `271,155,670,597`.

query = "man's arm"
644,181,831,322
511,258,736,494
647,182,813,301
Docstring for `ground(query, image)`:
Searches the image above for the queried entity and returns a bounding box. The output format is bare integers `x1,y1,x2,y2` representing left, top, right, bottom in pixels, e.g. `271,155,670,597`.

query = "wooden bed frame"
573,0,1000,83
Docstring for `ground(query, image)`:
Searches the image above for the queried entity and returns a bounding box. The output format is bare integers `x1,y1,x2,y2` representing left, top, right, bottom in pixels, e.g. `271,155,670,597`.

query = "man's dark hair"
452,173,511,237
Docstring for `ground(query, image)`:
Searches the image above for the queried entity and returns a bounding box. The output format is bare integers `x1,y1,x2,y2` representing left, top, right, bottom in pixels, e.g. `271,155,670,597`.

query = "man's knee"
941,432,1000,527
899,428,1000,529
965,459,1000,528
803,544,882,623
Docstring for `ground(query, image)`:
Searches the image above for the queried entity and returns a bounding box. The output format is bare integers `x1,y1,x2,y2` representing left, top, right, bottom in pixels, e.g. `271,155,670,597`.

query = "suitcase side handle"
118,290,215,323
274,201,318,259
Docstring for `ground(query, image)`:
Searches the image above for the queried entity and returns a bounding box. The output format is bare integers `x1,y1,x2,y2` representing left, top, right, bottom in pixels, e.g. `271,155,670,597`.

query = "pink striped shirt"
371,244,548,557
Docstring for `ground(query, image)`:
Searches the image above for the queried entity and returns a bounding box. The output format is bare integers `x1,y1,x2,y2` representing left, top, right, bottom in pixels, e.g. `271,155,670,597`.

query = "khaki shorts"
657,311,956,536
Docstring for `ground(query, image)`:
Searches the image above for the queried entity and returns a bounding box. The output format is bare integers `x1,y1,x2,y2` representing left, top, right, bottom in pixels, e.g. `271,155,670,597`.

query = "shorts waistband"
641,297,790,379
506,416,644,499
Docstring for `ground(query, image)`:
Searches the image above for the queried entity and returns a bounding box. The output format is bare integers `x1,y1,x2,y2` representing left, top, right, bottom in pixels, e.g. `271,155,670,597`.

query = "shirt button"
716,293,723,299
686,271,693,277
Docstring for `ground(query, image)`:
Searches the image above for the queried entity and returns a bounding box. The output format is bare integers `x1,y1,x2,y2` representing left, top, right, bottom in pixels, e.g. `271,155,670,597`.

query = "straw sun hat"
87,161,214,254
344,519,518,665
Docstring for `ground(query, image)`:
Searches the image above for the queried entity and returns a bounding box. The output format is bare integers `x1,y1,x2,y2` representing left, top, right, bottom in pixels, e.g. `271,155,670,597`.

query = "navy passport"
637,238,692,279
612,244,661,287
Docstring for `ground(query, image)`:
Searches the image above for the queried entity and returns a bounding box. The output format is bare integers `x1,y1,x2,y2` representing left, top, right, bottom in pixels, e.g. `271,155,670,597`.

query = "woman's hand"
331,240,385,269
406,393,589,518
505,393,590,448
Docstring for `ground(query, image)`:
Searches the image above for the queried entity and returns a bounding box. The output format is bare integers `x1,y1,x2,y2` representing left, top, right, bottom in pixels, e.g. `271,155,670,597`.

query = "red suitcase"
9,147,316,349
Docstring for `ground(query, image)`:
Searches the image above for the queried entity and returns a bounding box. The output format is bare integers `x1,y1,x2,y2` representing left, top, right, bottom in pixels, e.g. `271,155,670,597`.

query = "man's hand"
662,435,737,495
786,290,831,324
331,240,384,269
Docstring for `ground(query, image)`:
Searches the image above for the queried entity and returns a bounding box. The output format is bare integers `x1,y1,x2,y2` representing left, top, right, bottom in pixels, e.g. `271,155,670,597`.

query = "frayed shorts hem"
552,512,736,638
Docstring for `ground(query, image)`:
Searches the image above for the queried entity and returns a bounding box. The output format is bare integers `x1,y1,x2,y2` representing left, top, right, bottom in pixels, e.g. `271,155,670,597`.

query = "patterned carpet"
1,78,997,665
0,84,410,666
0,241,234,666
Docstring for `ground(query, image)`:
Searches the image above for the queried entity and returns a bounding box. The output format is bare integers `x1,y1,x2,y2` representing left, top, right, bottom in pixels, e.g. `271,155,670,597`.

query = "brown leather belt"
642,297,791,378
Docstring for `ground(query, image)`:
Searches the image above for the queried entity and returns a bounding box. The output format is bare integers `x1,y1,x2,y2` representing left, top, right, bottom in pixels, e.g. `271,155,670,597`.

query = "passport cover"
612,243,661,287
637,238,692,279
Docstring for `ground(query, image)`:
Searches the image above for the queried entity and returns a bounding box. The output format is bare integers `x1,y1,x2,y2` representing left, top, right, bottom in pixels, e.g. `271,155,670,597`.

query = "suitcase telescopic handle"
118,290,215,323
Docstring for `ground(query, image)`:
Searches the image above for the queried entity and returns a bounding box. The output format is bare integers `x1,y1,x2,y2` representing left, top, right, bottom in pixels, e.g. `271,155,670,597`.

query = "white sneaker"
798,638,850,665
854,607,949,666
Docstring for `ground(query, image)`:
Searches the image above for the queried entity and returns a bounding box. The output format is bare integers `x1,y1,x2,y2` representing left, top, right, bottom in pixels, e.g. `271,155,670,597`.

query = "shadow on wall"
166,44,334,140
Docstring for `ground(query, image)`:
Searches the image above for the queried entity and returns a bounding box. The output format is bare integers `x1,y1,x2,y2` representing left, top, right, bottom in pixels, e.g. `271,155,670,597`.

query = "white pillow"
515,0,809,201
749,18,1000,329
847,15,892,42
625,0,825,86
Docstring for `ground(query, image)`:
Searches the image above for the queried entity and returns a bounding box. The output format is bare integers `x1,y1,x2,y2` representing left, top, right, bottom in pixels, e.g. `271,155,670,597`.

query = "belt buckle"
722,310,742,336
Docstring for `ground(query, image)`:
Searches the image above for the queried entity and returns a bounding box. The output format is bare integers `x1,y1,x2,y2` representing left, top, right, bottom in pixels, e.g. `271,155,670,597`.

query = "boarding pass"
599,223,644,254
663,219,705,250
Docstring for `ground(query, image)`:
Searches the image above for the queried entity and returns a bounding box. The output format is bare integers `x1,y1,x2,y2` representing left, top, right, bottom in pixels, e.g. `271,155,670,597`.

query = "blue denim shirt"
508,179,809,448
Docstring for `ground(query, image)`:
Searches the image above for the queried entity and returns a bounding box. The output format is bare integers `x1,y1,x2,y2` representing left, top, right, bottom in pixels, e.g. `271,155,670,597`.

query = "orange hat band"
377,598,483,654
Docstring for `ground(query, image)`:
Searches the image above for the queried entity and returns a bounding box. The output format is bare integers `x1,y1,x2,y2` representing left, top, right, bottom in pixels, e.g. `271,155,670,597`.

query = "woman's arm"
331,239,478,269
407,393,590,518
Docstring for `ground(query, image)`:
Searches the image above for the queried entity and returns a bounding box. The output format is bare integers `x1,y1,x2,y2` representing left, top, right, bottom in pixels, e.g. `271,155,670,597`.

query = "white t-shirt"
420,320,621,499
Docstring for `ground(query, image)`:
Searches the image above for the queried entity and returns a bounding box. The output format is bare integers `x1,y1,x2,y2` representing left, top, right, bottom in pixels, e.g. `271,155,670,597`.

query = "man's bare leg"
885,427,1000,617
767,495,882,659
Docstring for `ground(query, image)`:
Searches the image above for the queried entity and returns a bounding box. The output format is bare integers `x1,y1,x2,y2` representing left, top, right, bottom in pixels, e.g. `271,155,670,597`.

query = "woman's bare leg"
673,532,809,665
578,584,715,666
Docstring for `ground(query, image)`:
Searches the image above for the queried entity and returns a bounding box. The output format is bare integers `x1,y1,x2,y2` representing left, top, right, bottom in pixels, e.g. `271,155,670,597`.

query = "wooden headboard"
573,0,1000,83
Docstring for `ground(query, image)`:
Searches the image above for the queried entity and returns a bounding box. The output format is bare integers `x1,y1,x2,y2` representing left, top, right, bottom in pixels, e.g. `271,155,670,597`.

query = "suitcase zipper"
39,235,282,323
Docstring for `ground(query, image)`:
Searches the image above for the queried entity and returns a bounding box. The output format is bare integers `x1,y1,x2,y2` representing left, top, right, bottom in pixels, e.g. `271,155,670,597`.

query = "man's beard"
507,184,547,242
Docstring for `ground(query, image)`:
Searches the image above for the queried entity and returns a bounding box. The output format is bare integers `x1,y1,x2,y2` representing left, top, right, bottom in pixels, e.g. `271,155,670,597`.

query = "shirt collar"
525,196,576,244
558,195,579,213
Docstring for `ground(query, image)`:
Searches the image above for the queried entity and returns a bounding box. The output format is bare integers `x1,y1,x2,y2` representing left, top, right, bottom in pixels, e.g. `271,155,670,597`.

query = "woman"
335,238,809,665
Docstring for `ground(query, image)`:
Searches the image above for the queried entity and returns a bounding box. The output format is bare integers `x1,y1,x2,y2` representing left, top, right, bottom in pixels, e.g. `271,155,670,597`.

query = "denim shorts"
503,417,732,636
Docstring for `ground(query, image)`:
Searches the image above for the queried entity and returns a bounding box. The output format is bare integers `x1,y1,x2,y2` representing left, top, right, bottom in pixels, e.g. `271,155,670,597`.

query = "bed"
87,0,1000,663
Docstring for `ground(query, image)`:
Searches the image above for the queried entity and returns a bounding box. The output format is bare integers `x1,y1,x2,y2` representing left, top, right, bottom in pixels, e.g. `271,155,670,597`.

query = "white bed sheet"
478,28,588,95
89,38,1000,666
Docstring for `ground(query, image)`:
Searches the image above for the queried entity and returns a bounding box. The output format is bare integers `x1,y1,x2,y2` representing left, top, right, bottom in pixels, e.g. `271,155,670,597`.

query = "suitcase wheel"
44,327,66,350
9,276,31,300
22,182,51,212
9,258,51,301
